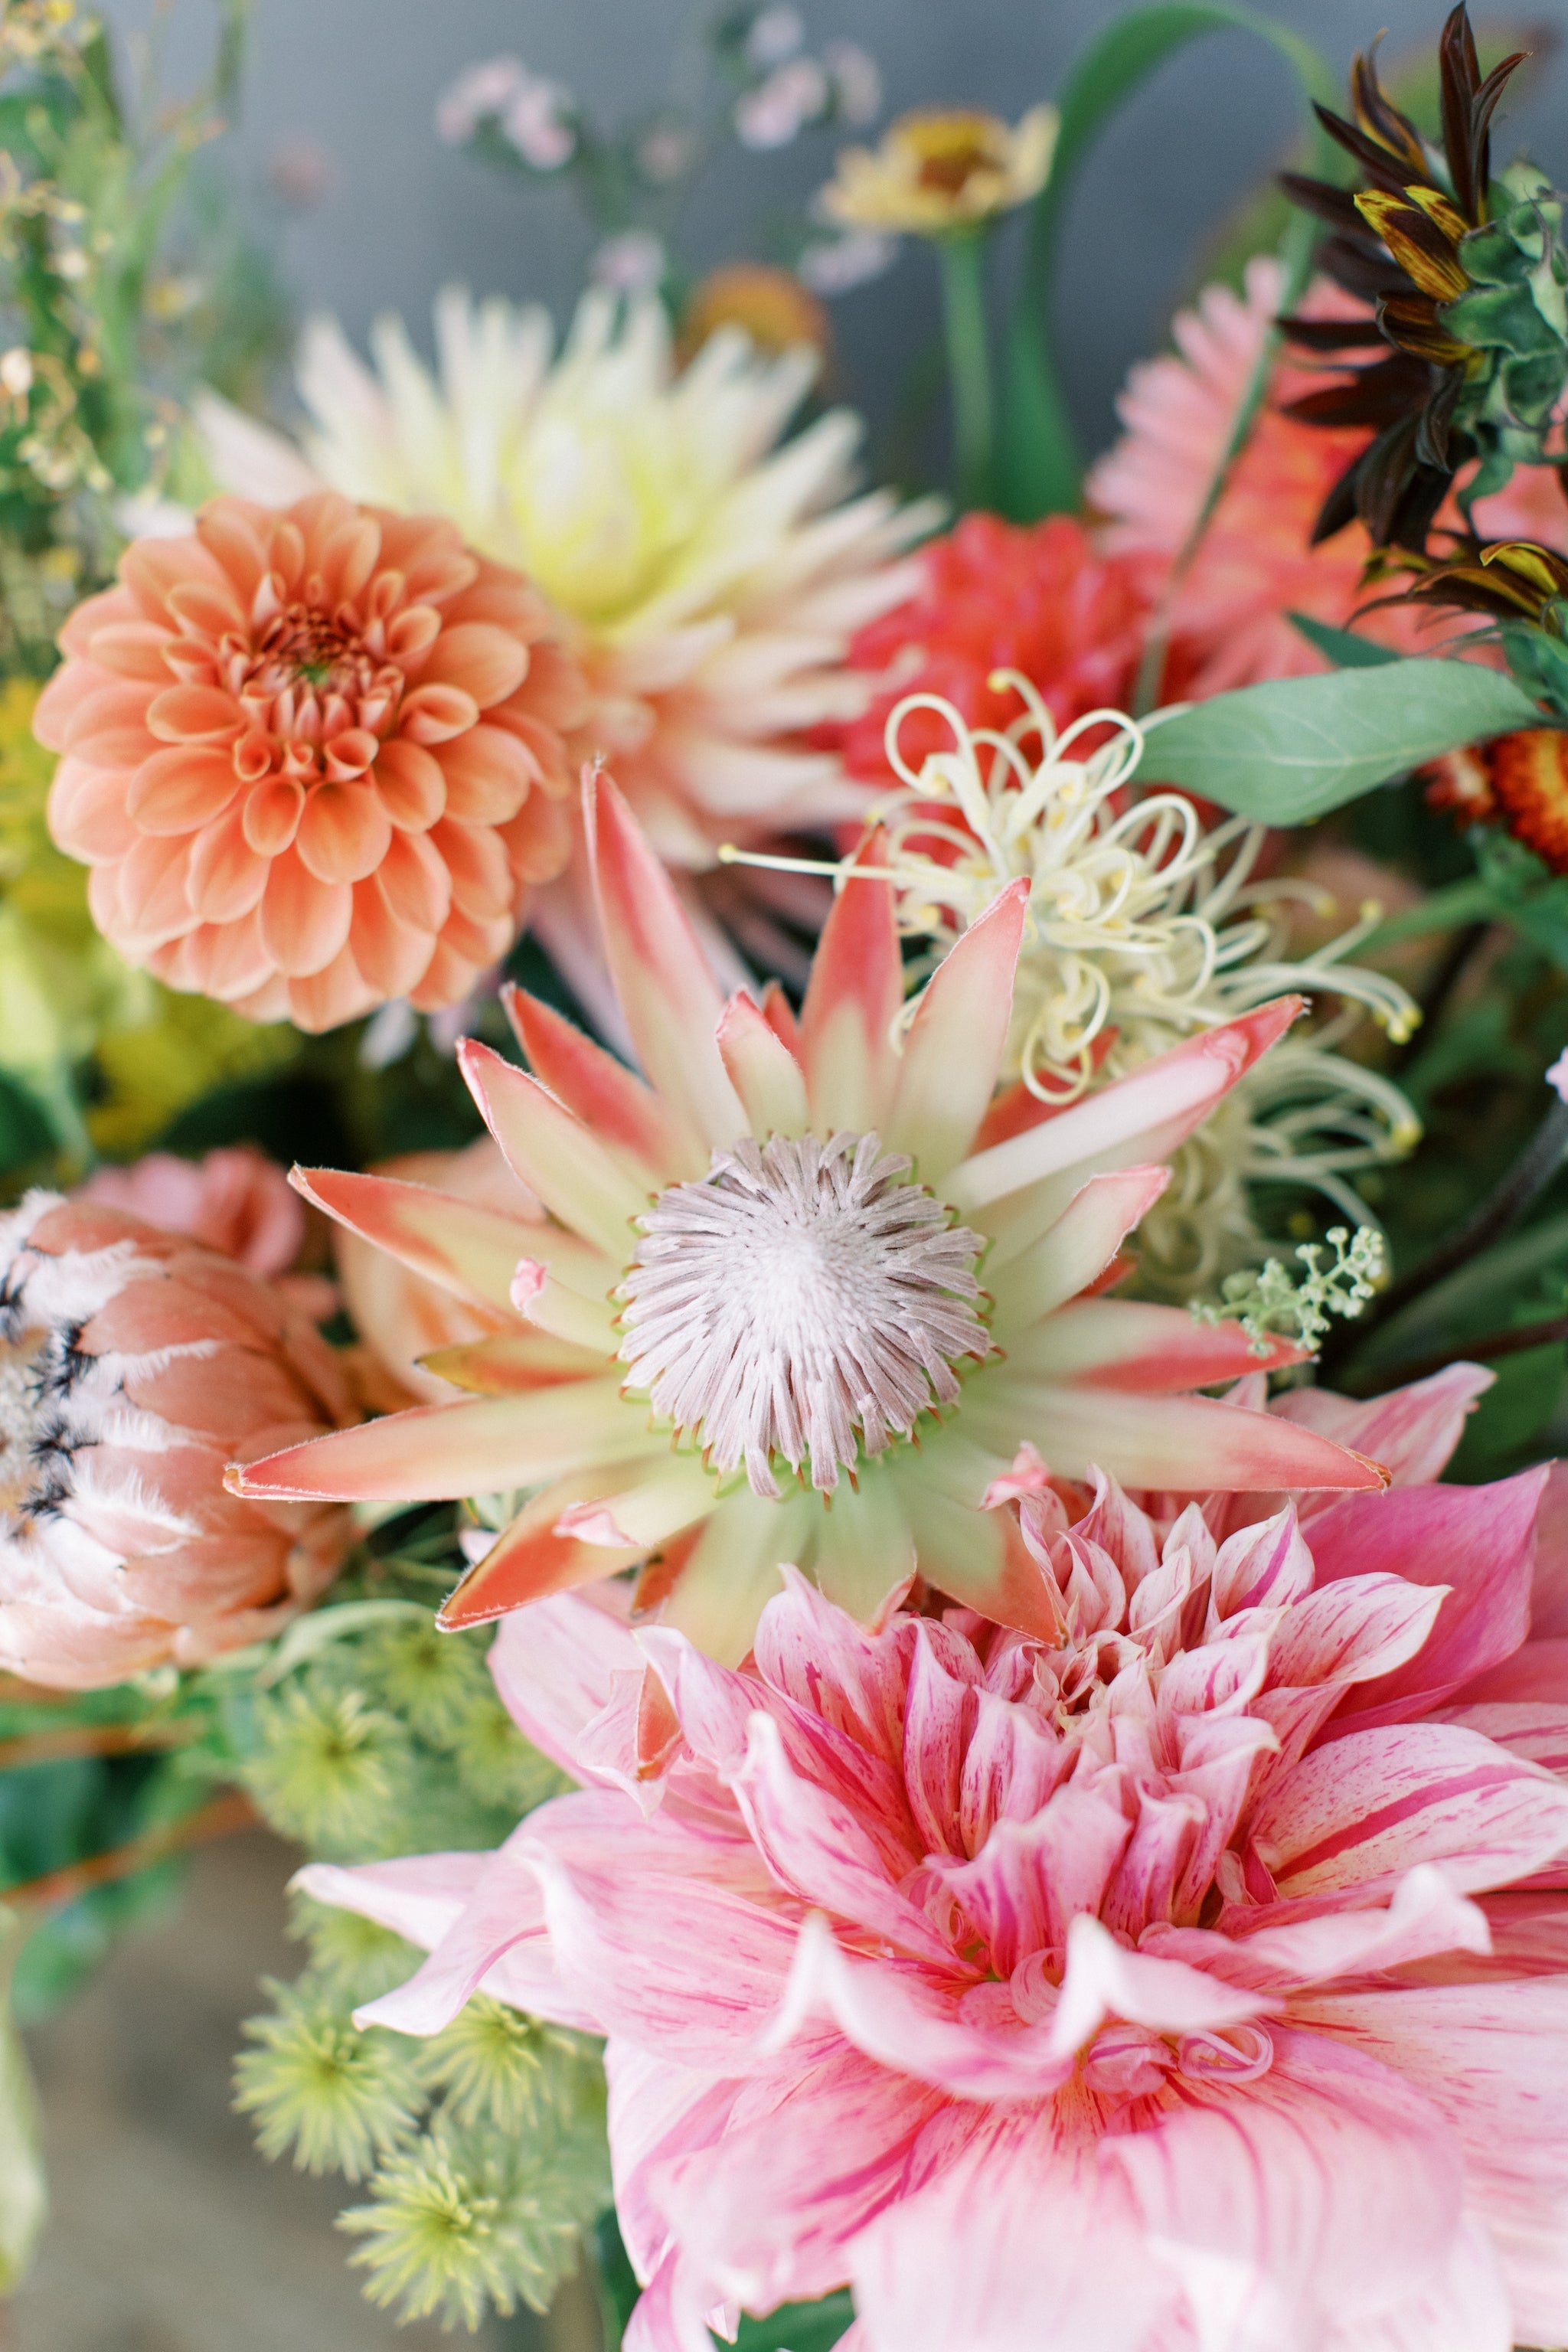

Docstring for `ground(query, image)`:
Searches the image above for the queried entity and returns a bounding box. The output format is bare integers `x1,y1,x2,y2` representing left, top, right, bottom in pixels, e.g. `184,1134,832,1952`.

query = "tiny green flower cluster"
237,1900,610,2332
1192,1224,1386,1357
234,1606,568,1862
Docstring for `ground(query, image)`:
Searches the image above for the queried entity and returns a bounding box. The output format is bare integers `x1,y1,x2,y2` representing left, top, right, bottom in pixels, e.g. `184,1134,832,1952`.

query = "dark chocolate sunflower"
1279,5,1566,553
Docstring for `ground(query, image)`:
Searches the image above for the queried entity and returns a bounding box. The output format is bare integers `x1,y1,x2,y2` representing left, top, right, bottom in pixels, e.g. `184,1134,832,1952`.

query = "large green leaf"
1132,660,1542,820
999,4,1339,520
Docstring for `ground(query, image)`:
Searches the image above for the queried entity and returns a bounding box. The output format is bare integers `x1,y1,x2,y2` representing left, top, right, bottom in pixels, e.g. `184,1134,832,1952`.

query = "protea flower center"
617,1131,990,1498
0,1325,54,1521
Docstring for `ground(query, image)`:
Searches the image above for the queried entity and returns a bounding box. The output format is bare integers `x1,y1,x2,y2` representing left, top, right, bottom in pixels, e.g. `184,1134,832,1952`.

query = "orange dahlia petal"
419,620,531,708
286,946,379,1033
351,877,436,998
48,758,141,861
296,780,393,884
436,723,534,824
1488,730,1568,874
188,808,270,923
242,777,305,857
147,684,243,744
127,746,241,836
259,850,353,977
374,738,448,831
379,826,452,932
400,681,481,744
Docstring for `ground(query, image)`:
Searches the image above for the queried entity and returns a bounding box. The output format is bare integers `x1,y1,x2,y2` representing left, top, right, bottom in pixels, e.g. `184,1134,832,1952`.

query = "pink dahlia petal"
1314,1472,1547,1732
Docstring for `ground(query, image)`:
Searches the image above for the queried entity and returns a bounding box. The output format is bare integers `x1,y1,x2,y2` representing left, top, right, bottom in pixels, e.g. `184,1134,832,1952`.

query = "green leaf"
730,2293,856,2352
1132,660,1543,820
1285,612,1403,668
998,4,1338,520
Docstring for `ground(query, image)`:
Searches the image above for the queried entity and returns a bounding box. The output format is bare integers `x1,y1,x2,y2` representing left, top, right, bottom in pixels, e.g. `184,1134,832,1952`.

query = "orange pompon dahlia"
34,491,586,1033
233,772,1383,1669
0,1191,360,1688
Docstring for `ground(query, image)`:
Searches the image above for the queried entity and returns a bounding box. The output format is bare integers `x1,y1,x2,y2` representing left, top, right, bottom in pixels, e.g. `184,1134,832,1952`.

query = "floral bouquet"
5,0,1568,2343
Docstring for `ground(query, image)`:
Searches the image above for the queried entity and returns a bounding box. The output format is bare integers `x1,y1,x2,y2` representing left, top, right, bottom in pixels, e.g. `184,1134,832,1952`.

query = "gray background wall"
103,0,1568,471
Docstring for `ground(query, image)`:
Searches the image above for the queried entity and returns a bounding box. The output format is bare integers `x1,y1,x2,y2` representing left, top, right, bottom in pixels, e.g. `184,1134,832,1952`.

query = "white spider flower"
725,675,1421,1298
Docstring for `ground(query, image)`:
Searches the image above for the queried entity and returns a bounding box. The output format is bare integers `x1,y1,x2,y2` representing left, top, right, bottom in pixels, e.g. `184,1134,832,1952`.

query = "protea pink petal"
1011,1297,1303,1388
439,1475,658,1629
291,1166,553,1312
969,1377,1383,1497
799,841,904,1134
1275,1362,1495,1496
950,998,1304,1262
884,879,1030,1184
459,1039,648,1259
584,769,745,1149
716,991,810,1142
990,1168,1170,1336
230,1376,636,1504
419,1328,609,1391
503,984,701,1184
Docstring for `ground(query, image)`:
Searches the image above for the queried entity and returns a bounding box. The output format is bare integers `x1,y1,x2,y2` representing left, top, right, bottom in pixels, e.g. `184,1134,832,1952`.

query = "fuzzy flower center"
617,1131,989,1498
0,1324,64,1522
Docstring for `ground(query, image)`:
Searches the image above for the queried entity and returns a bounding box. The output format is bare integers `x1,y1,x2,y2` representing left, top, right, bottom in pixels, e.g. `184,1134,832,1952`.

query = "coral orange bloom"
0,1191,360,1687
835,512,1147,789
307,1428,1568,2352
34,491,586,1032
234,771,1380,1666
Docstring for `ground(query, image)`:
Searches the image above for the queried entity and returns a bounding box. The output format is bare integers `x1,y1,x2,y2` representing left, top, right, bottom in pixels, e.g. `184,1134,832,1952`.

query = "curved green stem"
937,230,995,509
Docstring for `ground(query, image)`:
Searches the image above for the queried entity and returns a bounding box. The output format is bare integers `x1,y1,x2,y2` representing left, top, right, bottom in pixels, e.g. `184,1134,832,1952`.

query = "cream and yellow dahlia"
198,289,936,998
233,772,1379,1669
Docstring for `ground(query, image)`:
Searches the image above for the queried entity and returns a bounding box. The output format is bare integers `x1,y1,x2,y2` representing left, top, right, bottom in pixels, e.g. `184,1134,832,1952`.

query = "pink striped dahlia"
0,1191,359,1687
304,1426,1568,2352
234,772,1377,1664
34,491,586,1032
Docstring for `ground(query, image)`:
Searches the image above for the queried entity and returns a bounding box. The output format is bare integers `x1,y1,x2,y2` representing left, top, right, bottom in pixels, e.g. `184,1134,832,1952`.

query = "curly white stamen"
618,1132,989,1498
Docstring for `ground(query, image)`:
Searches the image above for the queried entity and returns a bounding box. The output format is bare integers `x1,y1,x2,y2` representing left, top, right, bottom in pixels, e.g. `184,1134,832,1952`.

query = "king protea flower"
36,490,586,1031
302,1396,1568,2352
233,773,1380,1664
197,289,936,1006
0,1191,359,1687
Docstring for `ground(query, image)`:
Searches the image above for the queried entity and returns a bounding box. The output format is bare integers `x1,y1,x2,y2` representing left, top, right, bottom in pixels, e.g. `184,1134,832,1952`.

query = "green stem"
1354,877,1501,956
936,230,995,509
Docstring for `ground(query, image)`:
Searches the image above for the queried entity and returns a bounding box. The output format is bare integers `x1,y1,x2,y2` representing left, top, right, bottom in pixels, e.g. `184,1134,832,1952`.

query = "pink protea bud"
0,1191,361,1689
77,1145,306,1276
